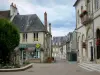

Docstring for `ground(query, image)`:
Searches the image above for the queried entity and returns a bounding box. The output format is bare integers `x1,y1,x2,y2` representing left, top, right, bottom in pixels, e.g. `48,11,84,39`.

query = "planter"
46,57,53,63
0,63,33,72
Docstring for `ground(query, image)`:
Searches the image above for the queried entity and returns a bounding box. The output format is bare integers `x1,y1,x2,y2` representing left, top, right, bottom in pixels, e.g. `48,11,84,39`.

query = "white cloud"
8,0,76,37
52,27,74,37
8,0,75,22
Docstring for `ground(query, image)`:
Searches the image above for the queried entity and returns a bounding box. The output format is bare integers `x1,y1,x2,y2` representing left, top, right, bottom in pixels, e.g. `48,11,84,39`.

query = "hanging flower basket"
80,10,88,18
96,38,100,46
83,10,88,15
80,13,84,18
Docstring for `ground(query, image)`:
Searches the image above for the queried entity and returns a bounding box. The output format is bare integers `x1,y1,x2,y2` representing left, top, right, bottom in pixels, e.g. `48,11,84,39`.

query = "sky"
0,0,76,37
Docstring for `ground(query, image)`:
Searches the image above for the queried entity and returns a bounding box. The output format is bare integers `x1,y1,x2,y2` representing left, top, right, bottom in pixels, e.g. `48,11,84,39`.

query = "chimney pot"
13,4,17,8
44,12,47,31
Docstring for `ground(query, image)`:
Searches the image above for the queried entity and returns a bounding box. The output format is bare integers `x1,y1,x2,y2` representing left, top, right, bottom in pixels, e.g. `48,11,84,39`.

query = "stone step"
79,63,100,72
79,65,93,71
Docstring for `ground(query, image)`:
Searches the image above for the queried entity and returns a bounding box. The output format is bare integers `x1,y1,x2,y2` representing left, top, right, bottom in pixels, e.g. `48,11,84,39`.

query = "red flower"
79,10,88,18
96,38,100,46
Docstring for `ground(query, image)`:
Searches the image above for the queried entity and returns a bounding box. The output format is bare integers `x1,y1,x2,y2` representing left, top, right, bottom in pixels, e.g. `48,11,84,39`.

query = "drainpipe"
92,0,96,63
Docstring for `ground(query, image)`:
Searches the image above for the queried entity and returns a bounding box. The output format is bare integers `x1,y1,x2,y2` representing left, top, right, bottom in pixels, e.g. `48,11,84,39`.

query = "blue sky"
0,0,76,37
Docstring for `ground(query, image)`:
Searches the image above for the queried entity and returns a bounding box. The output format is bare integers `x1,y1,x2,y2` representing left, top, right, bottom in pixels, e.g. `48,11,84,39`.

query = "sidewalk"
78,62,100,72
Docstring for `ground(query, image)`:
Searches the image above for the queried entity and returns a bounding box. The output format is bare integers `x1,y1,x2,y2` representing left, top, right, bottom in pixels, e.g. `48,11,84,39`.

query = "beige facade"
9,3,52,63
20,32,45,45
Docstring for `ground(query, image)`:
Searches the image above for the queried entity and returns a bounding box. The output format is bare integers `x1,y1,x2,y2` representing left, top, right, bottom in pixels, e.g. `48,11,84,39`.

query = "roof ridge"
18,14,36,16
0,10,10,12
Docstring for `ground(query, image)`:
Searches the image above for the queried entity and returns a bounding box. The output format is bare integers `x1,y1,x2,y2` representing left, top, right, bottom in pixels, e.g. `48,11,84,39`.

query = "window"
34,33,38,41
95,0,100,10
26,34,27,42
81,6,83,13
22,33,27,42
87,0,91,15
77,10,79,24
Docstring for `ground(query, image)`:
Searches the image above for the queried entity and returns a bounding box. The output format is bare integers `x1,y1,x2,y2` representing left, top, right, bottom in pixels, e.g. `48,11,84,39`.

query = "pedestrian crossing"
78,63,100,72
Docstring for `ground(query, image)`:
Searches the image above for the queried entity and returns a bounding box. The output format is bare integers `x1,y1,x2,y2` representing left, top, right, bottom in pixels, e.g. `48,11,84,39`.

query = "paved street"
0,59,100,75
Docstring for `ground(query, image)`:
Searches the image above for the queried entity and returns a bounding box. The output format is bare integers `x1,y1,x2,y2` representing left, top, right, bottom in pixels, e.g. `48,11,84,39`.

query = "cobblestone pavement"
0,59,100,75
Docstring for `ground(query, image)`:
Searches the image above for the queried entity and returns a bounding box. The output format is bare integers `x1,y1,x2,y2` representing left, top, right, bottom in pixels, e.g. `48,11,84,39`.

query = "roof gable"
12,14,46,32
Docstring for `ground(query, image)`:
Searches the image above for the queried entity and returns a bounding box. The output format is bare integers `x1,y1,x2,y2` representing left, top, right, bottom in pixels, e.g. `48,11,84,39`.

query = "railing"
81,14,93,25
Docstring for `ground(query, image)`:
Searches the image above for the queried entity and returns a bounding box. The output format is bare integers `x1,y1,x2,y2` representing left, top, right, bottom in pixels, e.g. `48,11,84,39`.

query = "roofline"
0,10,10,12
20,31,46,33
73,0,80,7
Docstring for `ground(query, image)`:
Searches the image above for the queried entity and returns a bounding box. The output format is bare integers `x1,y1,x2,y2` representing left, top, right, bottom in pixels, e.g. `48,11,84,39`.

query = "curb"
0,64,33,72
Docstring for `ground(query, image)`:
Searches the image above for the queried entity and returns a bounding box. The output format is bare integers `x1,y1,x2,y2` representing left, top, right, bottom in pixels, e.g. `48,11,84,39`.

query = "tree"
0,18,20,65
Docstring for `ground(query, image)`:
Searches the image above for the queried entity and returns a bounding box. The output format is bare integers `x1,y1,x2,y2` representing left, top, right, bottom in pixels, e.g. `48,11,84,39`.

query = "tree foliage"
0,18,20,65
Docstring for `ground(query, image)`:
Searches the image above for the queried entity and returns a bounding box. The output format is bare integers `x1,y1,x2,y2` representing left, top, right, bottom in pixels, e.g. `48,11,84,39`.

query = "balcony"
80,10,93,26
81,14,93,25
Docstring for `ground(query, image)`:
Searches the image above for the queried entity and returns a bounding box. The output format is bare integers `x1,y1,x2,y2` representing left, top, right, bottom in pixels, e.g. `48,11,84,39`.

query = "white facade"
62,45,66,59
74,0,91,62
74,0,100,63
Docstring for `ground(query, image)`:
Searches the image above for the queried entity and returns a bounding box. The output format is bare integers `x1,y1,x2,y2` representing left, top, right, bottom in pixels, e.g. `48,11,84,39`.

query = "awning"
27,47,35,51
19,44,27,48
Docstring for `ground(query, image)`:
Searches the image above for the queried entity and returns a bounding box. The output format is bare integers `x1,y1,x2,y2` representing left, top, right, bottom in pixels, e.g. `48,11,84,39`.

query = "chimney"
44,12,47,31
10,3,18,16
49,23,51,33
13,4,17,9
11,3,13,6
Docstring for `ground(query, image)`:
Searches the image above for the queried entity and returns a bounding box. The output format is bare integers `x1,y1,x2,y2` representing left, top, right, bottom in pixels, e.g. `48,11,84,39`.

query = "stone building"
74,0,100,63
0,3,52,64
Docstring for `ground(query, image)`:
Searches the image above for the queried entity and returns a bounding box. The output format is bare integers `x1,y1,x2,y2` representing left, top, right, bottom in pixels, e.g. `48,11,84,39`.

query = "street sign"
36,44,41,49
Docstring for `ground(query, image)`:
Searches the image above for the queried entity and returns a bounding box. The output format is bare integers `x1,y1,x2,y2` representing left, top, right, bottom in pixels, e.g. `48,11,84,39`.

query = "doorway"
96,29,100,59
89,42,94,61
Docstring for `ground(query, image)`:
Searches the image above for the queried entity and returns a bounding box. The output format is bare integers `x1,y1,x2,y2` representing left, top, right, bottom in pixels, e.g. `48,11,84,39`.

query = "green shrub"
0,18,20,65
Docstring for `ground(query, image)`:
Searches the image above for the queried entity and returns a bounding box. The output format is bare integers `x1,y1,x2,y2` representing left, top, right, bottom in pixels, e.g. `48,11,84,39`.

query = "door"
90,46,93,61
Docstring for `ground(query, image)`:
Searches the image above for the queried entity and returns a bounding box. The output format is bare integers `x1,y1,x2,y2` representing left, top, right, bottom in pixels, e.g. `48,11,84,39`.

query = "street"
0,59,100,75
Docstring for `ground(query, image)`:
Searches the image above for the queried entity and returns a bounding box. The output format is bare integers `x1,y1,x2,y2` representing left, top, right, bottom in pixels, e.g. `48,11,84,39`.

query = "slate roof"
0,10,10,19
12,14,46,32
52,36,67,45
73,0,80,6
